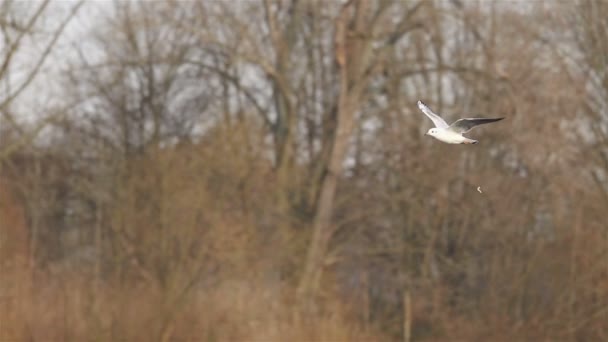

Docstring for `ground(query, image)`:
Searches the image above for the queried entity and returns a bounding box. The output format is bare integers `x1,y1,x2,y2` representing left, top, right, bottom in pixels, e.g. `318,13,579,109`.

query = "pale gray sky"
6,1,108,123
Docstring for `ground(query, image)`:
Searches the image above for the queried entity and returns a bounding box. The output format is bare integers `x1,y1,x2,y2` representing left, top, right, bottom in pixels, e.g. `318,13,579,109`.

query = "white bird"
417,100,504,144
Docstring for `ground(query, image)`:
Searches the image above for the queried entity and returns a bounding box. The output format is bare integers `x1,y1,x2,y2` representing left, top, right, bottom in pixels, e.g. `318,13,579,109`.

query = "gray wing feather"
449,117,504,134
417,101,449,129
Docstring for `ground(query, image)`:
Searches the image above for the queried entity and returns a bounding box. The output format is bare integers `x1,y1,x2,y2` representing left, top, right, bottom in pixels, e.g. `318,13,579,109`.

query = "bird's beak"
424,132,428,136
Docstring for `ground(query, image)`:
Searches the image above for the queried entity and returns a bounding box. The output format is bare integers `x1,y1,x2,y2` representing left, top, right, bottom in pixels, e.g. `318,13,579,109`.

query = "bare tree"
0,0,83,161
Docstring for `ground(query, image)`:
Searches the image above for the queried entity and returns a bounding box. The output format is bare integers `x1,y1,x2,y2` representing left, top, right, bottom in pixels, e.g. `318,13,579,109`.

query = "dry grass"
0,263,388,342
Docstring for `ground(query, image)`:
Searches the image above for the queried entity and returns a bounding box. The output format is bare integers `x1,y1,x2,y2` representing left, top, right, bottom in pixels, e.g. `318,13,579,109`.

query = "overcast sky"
6,1,107,122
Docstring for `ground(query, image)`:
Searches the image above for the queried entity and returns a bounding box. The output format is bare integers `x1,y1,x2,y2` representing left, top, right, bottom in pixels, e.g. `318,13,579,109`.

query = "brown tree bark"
297,0,371,300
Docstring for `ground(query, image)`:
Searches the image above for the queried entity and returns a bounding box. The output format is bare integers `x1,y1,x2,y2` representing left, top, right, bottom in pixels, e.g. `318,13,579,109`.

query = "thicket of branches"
1,1,607,341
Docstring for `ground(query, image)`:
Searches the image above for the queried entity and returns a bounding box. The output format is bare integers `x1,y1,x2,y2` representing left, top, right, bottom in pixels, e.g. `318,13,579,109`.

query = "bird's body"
429,129,479,144
417,100,504,145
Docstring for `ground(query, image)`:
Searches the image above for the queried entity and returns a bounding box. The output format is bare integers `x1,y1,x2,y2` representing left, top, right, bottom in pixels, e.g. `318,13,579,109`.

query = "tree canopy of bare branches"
0,1,606,341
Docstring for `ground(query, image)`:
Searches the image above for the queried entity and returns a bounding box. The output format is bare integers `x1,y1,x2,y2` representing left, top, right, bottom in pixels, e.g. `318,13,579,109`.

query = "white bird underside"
432,129,478,144
417,100,504,144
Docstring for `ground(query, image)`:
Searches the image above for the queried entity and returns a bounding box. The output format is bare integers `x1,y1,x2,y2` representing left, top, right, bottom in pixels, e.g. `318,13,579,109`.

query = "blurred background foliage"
1,0,607,340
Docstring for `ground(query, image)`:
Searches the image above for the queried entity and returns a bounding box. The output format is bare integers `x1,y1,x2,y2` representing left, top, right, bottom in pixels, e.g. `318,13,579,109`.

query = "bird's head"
425,128,439,137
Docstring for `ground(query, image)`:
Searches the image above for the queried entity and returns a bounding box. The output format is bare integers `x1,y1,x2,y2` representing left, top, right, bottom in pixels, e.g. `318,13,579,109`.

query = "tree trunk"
297,0,368,301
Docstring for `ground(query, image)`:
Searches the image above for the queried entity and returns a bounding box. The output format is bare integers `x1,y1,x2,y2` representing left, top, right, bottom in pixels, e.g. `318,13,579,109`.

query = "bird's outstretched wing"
449,117,504,134
417,101,449,129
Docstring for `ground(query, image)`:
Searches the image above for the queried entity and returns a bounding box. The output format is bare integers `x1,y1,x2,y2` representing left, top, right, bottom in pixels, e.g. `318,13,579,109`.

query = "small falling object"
477,186,483,193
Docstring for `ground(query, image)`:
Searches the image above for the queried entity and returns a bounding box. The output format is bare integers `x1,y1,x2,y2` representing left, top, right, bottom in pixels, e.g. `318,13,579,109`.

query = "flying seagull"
417,100,504,144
